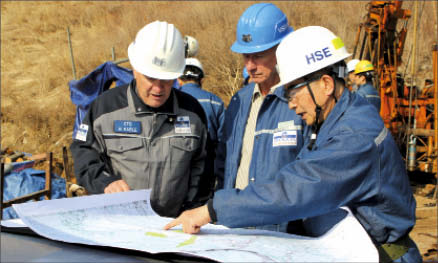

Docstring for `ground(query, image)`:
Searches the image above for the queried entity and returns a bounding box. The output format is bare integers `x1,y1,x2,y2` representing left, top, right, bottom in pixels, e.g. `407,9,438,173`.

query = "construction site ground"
410,173,438,262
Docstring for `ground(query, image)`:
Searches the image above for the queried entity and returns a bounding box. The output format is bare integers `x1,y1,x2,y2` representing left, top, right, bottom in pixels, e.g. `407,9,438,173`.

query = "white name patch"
75,124,89,142
273,130,297,147
175,116,191,134
278,120,295,130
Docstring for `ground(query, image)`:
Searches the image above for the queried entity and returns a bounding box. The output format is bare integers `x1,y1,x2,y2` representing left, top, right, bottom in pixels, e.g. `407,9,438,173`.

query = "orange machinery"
352,1,437,176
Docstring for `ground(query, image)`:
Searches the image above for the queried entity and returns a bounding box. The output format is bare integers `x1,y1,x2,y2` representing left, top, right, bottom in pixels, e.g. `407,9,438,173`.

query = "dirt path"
411,185,438,262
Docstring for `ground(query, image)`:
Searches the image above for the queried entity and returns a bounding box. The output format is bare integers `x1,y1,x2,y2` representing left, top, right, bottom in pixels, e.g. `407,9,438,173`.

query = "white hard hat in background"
128,21,185,80
185,58,204,73
276,26,352,87
184,35,199,57
183,58,204,79
347,59,360,73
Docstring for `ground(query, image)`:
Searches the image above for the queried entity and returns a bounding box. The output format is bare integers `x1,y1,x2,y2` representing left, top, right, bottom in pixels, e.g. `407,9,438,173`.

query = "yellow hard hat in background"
354,60,374,74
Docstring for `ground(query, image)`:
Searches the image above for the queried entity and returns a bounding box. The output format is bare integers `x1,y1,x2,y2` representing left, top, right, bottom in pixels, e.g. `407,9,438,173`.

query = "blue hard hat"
231,3,293,54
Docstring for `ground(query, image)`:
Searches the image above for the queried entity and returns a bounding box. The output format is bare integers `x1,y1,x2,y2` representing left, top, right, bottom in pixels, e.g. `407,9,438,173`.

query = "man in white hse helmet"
70,21,214,218
164,26,421,262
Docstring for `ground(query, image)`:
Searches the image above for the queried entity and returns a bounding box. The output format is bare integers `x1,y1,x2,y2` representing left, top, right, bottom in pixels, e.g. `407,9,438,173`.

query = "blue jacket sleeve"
212,130,379,228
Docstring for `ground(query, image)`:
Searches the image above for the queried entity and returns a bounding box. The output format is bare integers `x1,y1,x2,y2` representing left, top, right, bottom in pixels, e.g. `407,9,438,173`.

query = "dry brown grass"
1,1,437,158
1,1,437,258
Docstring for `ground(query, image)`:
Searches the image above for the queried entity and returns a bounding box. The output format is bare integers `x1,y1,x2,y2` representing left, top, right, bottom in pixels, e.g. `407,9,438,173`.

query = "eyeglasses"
284,75,322,101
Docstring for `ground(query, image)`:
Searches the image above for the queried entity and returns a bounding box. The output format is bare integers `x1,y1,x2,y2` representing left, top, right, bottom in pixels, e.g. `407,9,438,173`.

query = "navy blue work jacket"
177,83,225,143
212,88,419,261
215,82,309,190
356,82,381,112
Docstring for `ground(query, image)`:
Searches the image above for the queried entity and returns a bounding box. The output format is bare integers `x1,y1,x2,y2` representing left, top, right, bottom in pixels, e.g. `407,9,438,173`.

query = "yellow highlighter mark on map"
145,232,167,238
177,236,197,247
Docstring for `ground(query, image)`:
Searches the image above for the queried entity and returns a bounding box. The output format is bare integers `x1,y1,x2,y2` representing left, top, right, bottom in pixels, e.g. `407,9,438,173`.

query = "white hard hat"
128,21,185,80
183,58,204,79
276,26,352,87
184,35,199,57
346,59,360,73
185,58,203,73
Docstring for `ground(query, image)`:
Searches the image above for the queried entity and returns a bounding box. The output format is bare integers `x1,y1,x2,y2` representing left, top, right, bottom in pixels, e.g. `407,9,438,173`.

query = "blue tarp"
69,62,134,138
2,168,66,220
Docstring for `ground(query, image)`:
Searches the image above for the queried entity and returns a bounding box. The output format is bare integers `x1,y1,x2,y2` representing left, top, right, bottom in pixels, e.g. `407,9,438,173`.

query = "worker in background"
346,58,359,91
173,35,200,90
353,60,381,111
70,21,213,218
177,57,225,187
165,26,421,263
184,35,199,58
421,79,434,97
214,3,309,233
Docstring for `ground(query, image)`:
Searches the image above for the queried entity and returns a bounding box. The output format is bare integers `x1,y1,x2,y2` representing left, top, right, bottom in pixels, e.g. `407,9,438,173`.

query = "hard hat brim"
231,39,282,54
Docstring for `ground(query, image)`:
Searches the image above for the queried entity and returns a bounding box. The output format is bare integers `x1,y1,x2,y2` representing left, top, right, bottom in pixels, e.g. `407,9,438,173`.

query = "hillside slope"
1,1,436,154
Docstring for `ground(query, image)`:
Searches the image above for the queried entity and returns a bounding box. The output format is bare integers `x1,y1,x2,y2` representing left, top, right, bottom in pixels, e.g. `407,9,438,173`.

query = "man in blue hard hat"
214,3,309,233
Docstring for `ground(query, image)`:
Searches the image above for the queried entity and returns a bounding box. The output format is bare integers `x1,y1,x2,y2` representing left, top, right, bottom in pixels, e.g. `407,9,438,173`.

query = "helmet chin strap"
305,84,323,151
305,73,340,150
330,73,338,103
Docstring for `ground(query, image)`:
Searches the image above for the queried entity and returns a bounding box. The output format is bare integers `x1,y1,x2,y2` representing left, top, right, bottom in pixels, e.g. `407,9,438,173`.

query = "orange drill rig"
352,1,437,177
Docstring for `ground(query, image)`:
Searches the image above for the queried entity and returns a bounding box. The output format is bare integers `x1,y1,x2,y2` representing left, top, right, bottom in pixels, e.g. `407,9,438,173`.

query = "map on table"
6,189,378,262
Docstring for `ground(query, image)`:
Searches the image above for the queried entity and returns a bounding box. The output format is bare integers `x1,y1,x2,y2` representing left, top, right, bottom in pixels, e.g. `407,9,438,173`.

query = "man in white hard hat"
172,35,199,91
70,21,213,218
164,26,421,262
177,58,225,148
346,58,359,91
214,2,309,233
177,58,225,192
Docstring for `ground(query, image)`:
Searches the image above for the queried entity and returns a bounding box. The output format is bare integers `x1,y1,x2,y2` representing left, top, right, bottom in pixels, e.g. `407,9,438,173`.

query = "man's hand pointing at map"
164,205,212,234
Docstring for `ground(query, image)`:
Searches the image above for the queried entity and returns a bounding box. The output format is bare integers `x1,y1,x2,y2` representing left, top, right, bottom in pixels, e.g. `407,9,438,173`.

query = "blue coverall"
215,82,309,232
356,82,381,112
177,83,225,144
210,88,421,262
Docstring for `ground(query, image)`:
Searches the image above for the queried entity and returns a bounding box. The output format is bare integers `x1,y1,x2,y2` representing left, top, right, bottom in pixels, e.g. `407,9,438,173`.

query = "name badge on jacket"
278,120,295,130
75,124,89,141
273,130,297,147
114,120,142,134
175,116,191,133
